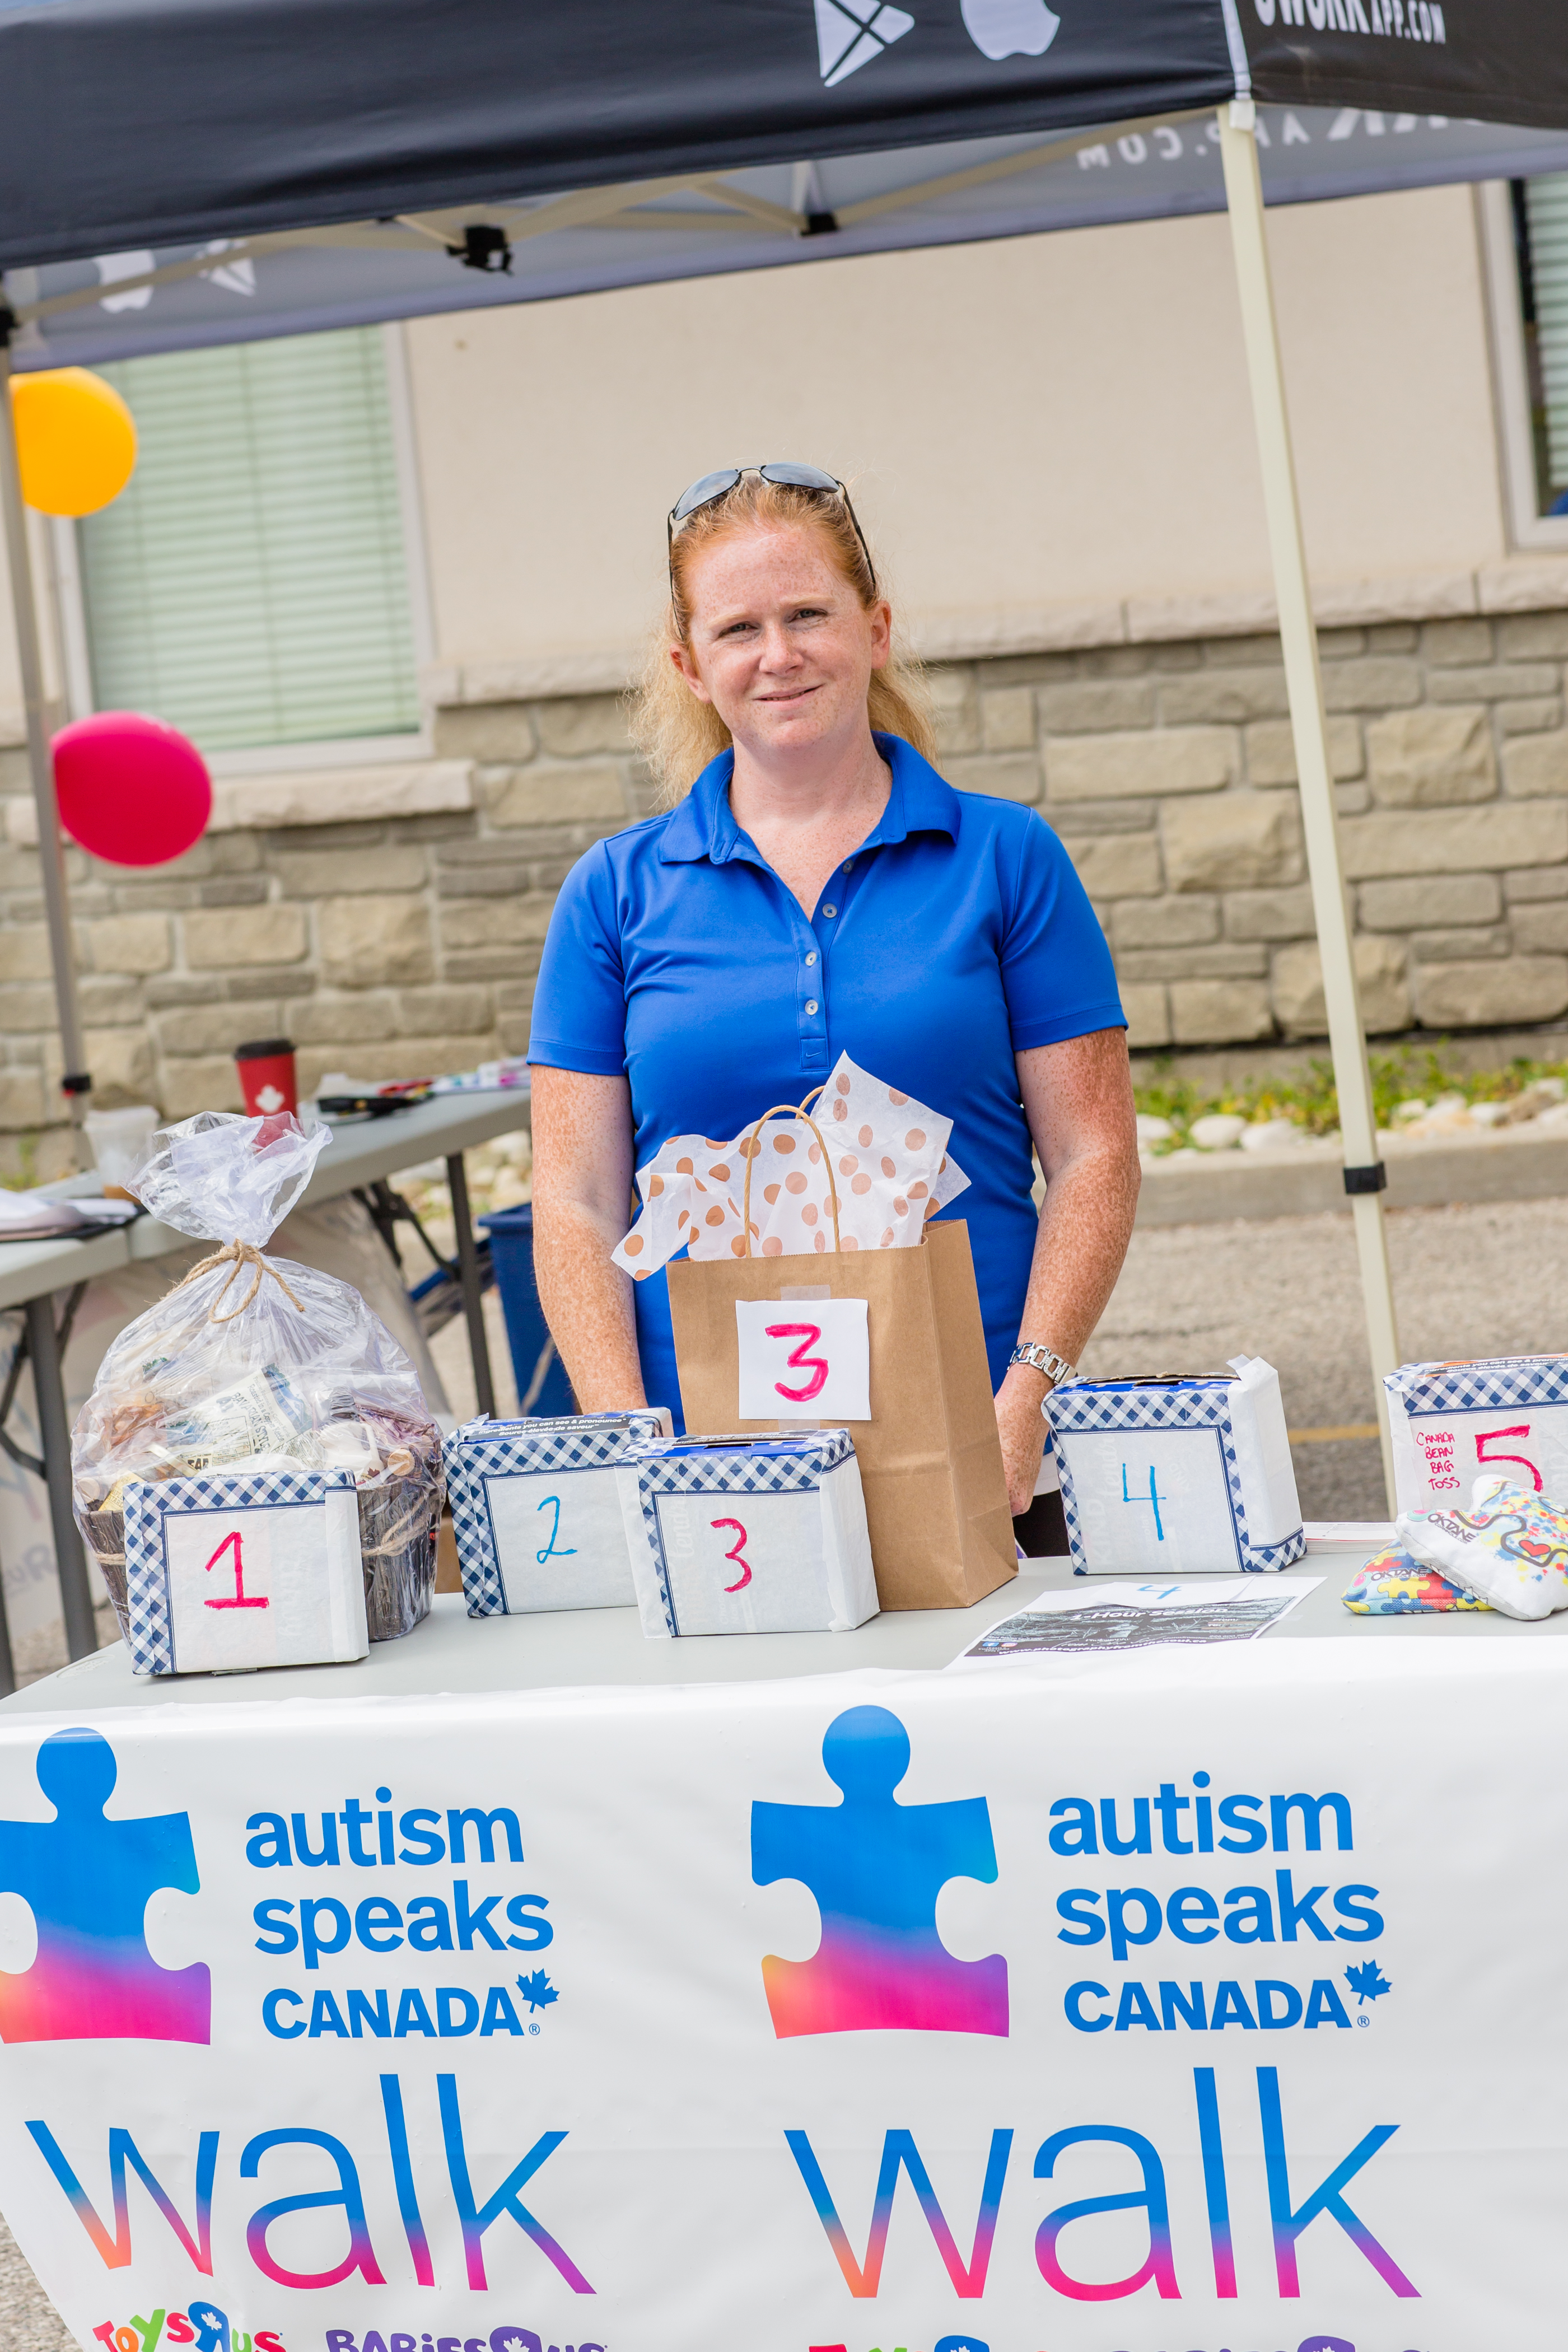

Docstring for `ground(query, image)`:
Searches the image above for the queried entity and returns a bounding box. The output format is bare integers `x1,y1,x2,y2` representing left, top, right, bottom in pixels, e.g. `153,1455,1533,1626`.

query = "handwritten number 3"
766,1321,829,1403
711,1518,752,1592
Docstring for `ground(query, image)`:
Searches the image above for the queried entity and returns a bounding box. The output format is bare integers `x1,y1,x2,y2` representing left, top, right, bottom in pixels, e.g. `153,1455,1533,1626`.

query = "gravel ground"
2,1196,1562,2340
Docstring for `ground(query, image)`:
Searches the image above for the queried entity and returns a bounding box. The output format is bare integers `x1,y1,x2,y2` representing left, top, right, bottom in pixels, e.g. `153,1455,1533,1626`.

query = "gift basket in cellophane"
70,1110,445,1645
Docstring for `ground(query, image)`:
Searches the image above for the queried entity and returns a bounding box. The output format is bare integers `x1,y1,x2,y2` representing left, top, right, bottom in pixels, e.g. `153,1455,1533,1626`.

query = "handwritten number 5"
766,1321,829,1403
1476,1425,1543,1492
711,1518,752,1592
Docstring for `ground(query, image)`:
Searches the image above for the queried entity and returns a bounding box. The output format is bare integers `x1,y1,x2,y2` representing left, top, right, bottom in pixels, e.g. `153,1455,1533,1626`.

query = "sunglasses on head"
666,462,876,593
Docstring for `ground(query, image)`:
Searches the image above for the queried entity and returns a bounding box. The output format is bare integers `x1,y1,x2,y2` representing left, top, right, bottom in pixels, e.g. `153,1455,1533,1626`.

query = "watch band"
1009,1341,1077,1386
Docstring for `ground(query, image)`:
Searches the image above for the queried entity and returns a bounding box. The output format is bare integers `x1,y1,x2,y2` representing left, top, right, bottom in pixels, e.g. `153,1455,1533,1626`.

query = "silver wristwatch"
1009,1341,1076,1386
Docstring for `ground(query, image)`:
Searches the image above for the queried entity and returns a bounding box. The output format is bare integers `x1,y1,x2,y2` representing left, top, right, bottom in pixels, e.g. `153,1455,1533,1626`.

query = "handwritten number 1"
203,1527,268,1610
711,1518,752,1592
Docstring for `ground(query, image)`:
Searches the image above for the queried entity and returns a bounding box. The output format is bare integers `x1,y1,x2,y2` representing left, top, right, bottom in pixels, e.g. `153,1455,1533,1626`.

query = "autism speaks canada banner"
0,1639,1562,2351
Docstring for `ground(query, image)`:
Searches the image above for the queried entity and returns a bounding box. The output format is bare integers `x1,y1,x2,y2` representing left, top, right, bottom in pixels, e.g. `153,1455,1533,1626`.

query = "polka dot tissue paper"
612,1055,971,1276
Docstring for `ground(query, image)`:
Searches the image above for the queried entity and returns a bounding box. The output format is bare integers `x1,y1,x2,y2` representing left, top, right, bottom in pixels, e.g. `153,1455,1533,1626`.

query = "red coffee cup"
235,1038,298,1118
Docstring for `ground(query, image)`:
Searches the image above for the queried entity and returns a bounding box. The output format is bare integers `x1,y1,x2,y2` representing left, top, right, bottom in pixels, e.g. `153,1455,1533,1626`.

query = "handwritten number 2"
711,1518,752,1592
766,1321,829,1403
535,1494,578,1565
203,1527,268,1610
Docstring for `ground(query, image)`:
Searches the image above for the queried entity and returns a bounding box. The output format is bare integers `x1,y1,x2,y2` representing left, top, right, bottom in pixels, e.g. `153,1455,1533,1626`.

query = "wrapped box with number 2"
615,1430,878,1637
444,1409,673,1615
1384,1356,1568,1514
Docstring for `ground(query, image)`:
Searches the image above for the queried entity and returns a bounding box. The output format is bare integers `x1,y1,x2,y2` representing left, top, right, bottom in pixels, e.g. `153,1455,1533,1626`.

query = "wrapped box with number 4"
123,1463,368,1676
1046,1356,1306,1576
615,1430,878,1637
444,1410,673,1615
1384,1356,1568,1515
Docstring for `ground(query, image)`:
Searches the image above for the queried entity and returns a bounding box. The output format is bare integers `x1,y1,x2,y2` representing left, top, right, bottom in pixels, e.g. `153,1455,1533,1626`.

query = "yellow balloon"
10,367,137,517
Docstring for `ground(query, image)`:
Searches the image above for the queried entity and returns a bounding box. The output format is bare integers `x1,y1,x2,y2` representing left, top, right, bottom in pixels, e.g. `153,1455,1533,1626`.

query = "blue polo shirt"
528,734,1123,1425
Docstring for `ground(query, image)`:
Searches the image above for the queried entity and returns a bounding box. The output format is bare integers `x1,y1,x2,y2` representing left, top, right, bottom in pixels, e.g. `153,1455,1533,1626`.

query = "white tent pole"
0,327,90,1144
1217,99,1399,1510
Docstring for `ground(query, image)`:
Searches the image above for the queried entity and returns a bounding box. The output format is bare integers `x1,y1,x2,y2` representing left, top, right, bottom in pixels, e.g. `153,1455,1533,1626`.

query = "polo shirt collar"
658,734,959,866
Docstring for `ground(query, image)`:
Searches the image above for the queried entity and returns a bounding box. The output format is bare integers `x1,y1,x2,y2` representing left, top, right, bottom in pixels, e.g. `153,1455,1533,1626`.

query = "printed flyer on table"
0,1638,1561,2352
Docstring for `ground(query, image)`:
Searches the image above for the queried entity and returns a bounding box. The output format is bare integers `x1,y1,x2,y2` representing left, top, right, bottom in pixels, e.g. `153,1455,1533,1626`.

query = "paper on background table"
952,1576,1323,1662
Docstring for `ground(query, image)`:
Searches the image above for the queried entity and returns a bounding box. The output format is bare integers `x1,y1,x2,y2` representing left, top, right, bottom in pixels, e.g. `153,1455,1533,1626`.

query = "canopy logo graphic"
0,1725,209,2045
751,1703,1008,2036
814,0,1060,86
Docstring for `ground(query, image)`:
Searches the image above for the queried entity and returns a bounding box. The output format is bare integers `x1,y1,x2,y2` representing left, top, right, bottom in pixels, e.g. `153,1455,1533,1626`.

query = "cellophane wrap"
612,1053,970,1276
70,1111,444,1644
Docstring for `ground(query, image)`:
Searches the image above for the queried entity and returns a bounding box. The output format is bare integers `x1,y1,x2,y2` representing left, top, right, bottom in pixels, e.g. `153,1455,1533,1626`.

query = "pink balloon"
52,711,211,867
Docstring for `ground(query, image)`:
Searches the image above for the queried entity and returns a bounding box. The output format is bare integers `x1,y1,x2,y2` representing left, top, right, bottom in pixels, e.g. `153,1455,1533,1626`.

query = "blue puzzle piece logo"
0,1726,208,2043
750,1704,1007,2037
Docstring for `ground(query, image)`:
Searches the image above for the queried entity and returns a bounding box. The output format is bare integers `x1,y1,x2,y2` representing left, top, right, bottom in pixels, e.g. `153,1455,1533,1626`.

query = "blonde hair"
628,472,936,805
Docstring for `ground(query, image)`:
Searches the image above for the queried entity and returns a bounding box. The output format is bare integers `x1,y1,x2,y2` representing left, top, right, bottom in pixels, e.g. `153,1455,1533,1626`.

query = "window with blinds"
77,328,421,753
1516,175,1568,519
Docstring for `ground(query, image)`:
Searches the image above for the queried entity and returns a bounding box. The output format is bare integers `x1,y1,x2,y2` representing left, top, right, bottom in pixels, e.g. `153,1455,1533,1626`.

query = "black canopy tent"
3,1,1568,1501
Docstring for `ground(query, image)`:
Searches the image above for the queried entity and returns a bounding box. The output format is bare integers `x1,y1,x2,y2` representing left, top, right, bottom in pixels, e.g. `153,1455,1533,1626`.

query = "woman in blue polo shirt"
526,464,1140,1548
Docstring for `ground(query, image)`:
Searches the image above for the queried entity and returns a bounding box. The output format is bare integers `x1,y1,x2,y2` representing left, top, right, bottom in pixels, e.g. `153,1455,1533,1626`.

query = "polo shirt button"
822,903,838,918
805,1000,819,1016
805,951,817,967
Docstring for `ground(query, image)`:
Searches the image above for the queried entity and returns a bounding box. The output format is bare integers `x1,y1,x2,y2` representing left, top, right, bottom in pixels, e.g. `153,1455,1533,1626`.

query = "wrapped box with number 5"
444,1409,672,1615
1384,1356,1568,1515
123,1463,368,1676
614,1430,878,1637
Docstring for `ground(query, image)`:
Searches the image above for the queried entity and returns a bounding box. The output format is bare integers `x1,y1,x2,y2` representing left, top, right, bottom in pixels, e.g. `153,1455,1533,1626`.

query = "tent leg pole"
1217,101,1399,1513
0,329,90,1152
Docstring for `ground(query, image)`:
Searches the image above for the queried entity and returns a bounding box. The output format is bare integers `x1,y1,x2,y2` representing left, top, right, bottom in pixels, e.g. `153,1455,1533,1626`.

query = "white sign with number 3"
735,1298,871,1422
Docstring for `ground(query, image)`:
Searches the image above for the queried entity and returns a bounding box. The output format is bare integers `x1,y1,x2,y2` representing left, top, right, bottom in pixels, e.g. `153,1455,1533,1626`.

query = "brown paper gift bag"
666,1099,1016,1611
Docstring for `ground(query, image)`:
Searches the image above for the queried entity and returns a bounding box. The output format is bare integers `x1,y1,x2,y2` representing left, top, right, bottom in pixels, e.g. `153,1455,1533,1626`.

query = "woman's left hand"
995,1368,1049,1518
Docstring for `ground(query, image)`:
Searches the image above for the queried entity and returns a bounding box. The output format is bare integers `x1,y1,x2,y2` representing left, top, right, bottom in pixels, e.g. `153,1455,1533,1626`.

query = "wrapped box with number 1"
123,1464,367,1676
444,1409,673,1615
615,1430,878,1637
1384,1356,1568,1515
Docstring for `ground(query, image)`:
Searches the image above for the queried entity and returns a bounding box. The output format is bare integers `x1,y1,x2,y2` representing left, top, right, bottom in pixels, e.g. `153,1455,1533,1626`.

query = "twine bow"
172,1239,306,1324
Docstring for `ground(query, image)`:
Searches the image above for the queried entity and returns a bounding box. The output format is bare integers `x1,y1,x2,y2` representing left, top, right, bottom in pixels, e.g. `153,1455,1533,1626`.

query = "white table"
7,1543,1559,1725
0,1091,531,1687
0,1548,1557,2349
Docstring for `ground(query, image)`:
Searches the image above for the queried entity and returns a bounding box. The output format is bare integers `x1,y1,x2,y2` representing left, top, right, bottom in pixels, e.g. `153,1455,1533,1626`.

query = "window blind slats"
1525,174,1568,508
78,329,420,752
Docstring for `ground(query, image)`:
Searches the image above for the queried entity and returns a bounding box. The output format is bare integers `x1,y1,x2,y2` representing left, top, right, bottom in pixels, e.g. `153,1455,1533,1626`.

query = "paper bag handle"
740,1097,842,1258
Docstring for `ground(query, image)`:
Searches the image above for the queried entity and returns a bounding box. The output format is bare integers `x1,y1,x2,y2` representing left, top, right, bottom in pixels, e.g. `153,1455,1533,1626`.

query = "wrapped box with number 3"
444,1409,673,1615
614,1430,878,1637
1384,1356,1568,1514
123,1462,368,1676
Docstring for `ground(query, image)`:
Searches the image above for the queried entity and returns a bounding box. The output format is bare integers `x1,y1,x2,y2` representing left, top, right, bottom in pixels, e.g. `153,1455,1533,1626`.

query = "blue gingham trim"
1046,1381,1305,1576
444,1411,667,1617
627,1431,856,1636
123,1466,355,1676
1385,1357,1568,1416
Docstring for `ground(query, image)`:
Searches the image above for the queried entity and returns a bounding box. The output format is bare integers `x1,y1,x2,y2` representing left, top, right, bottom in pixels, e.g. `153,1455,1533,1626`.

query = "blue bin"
478,1205,576,1417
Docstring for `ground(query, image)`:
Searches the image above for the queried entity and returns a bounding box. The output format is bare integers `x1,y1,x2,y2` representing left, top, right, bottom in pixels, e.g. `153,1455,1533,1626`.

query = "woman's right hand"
529,1067,647,1411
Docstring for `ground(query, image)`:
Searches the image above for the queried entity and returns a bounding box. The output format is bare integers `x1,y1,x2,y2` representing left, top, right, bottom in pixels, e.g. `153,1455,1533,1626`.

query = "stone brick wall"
3,609,1567,1174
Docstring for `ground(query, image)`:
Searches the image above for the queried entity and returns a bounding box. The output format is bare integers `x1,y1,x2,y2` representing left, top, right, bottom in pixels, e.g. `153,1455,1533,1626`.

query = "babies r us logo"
750,1704,1007,2037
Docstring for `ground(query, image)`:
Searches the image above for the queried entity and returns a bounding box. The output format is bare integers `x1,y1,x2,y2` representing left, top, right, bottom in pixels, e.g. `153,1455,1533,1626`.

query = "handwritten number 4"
203,1527,268,1610
766,1321,829,1403
711,1518,752,1593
